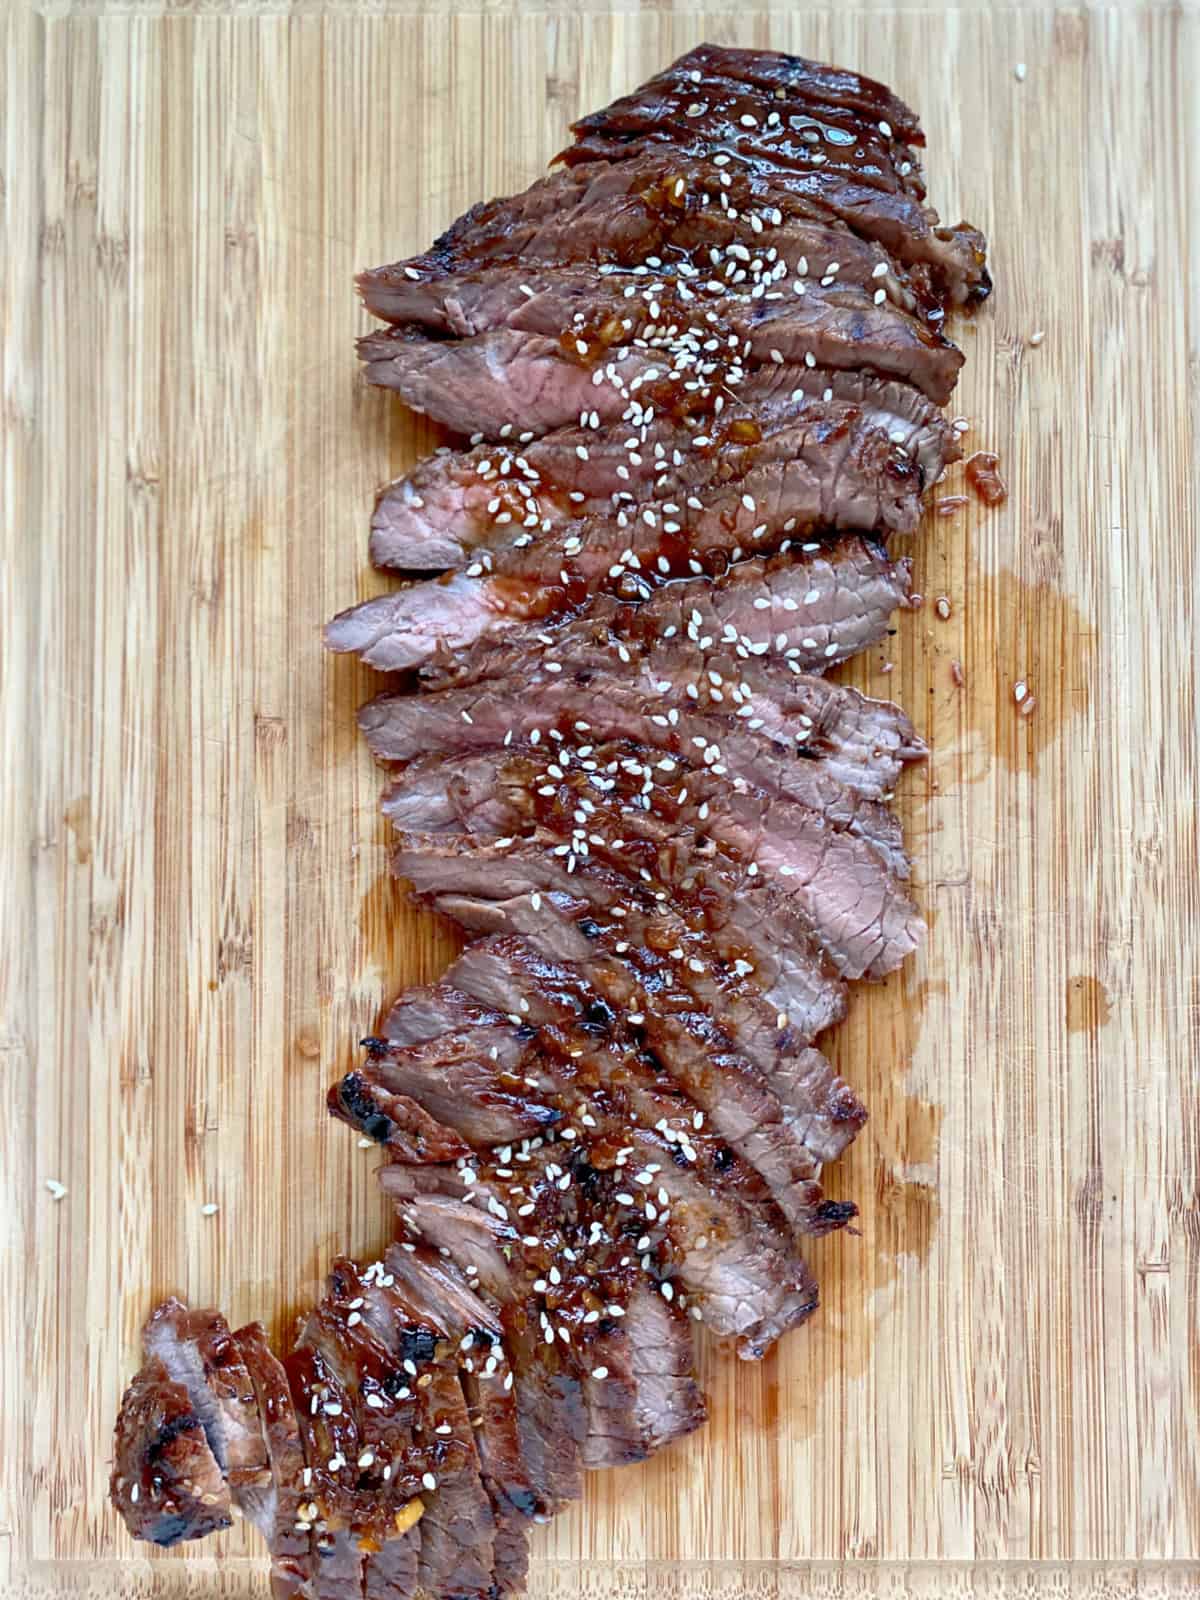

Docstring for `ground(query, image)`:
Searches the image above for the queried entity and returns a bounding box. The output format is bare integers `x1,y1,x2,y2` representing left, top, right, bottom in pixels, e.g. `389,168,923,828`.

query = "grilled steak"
359,649,921,838
329,530,913,677
109,1356,233,1546
411,538,913,691
369,370,950,573
114,42,988,1596
358,260,963,435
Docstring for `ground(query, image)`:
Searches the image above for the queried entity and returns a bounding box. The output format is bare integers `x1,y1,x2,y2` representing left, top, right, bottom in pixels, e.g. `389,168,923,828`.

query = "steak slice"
384,145,986,310
375,973,856,1163
140,1300,271,1492
358,324,658,440
386,1191,589,1518
109,1353,233,1547
386,1226,703,1476
370,1278,500,1600
381,982,493,1047
382,1241,548,1525
561,47,921,191
441,887,858,1143
368,369,950,572
334,1023,560,1147
364,211,916,328
232,1323,314,1599
327,1069,472,1162
359,306,957,440
359,259,963,408
362,680,916,883
329,530,912,677
385,1086,819,1363
580,1281,705,1468
360,635,920,798
364,939,843,1236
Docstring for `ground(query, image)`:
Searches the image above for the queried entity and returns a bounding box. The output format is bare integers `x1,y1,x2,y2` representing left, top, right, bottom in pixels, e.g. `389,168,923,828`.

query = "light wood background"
3,0,1199,1595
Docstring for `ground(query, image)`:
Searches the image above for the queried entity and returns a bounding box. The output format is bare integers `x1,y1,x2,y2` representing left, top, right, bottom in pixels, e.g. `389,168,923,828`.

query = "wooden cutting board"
5,1,1198,1594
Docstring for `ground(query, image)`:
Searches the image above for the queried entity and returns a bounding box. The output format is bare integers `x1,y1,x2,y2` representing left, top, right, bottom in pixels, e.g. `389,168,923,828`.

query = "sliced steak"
416,537,912,694
358,324,658,439
381,925,858,1164
327,1070,472,1161
368,369,950,572
561,47,920,189
392,835,846,1034
382,1241,548,1525
359,258,963,409
330,532,913,677
140,1300,271,1492
232,1323,314,1599
386,736,922,978
360,310,956,441
359,654,922,848
109,1353,233,1546
386,1229,701,1478
374,1280,500,1600
414,839,852,1059
383,145,986,310
386,1193,588,1517
340,1025,560,1147
582,1281,705,1467
364,211,917,328
385,1086,819,1363
445,934,853,1232
375,971,856,1168
381,981,494,1047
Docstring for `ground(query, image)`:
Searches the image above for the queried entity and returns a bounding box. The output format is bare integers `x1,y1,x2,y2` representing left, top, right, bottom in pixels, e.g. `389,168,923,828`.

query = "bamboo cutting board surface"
4,1,1199,1594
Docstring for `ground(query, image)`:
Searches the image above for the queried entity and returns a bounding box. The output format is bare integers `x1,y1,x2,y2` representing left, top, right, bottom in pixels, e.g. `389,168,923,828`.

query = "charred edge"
146,1410,205,1466
330,1073,394,1144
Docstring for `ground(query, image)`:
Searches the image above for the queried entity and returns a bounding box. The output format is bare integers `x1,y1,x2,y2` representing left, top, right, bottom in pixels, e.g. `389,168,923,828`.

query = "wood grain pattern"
3,1,1198,1593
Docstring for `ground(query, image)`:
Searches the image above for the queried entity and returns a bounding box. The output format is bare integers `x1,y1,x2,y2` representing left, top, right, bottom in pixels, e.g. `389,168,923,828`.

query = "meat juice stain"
912,567,1096,781
1066,974,1112,1033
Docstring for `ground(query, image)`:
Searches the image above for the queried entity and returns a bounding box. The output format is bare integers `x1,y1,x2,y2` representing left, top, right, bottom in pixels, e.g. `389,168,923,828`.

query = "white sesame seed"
591,1365,610,1380
423,1472,438,1492
1014,62,1027,81
44,1179,67,1200
200,1201,219,1216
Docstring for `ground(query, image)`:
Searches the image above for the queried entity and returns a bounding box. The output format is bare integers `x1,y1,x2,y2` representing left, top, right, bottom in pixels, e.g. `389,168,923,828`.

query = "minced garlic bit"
394,1498,425,1534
